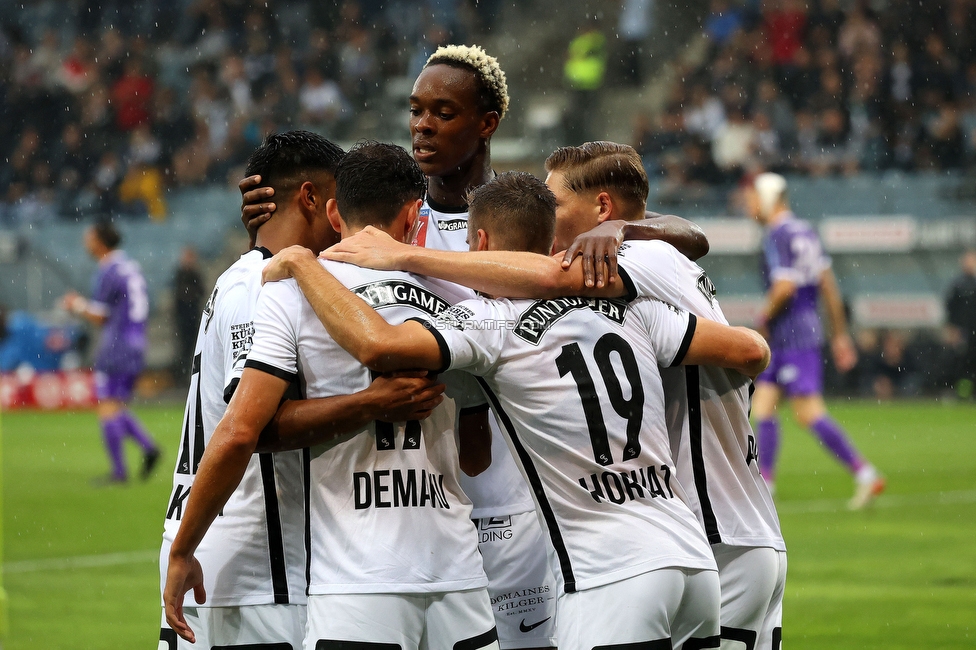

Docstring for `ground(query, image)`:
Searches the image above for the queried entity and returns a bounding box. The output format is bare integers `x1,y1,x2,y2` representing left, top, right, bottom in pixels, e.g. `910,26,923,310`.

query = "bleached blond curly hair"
425,44,510,119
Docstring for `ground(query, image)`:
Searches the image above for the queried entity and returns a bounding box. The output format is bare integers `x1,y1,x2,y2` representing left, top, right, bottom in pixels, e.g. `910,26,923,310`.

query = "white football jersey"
431,294,717,594
615,240,785,551
160,248,308,607
413,198,534,518
245,260,489,595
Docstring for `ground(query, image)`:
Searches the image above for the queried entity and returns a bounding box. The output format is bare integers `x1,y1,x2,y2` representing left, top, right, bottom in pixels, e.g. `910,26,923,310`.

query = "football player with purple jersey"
62,221,160,484
745,173,884,510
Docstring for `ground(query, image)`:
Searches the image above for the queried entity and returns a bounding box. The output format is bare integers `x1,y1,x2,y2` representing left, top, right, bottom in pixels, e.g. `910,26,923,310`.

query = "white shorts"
304,589,498,650
558,568,721,650
712,545,786,650
477,511,557,649
159,604,306,649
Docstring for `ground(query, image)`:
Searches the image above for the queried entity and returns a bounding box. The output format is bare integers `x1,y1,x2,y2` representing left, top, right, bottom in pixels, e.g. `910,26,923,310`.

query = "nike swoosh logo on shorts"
519,617,551,633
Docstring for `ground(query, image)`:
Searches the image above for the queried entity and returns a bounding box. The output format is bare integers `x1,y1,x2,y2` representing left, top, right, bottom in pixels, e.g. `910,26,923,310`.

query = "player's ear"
480,111,500,140
402,199,422,240
326,198,343,232
299,181,317,214
596,191,613,224
476,228,490,252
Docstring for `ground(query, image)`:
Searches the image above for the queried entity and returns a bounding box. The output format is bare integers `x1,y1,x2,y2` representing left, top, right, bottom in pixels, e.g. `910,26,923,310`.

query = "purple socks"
757,418,780,482
810,416,864,474
118,410,157,452
101,416,128,480
100,410,158,480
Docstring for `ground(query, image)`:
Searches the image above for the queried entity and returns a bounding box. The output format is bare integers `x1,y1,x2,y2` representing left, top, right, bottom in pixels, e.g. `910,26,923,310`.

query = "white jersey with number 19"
429,293,717,594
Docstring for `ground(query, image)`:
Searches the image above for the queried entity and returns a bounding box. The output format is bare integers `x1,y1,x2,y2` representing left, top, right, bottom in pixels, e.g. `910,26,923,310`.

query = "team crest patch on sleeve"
434,304,476,330
514,297,628,345
353,280,451,316
697,271,717,306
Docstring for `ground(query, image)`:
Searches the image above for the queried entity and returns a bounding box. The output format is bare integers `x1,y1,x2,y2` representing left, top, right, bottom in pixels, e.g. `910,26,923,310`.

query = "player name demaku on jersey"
353,467,451,510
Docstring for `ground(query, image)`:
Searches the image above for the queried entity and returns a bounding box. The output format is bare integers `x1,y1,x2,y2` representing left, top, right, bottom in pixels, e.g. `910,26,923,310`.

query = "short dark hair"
467,172,556,255
545,141,649,215
91,220,121,249
244,130,344,196
334,141,427,228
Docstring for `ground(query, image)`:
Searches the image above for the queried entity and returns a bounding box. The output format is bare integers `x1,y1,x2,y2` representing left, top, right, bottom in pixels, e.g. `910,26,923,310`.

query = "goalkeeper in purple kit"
62,221,160,484
745,173,884,510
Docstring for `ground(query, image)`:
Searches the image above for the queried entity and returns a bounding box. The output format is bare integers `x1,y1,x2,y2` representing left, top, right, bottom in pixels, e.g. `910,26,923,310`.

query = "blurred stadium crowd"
2,0,976,401
637,0,976,197
0,0,501,224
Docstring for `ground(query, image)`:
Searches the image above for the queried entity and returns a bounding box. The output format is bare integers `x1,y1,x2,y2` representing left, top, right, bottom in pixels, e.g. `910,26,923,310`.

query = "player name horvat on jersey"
161,248,308,608
429,292,716,594
245,259,489,595
614,240,785,551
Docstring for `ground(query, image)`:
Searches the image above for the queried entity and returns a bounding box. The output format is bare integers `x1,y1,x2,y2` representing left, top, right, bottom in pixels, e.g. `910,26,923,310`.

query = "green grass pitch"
2,401,974,648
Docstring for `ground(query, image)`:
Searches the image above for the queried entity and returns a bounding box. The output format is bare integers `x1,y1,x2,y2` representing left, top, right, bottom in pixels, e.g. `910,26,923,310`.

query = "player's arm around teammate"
323,229,770,380
164,364,445,639
255,370,446,452
264,242,769,379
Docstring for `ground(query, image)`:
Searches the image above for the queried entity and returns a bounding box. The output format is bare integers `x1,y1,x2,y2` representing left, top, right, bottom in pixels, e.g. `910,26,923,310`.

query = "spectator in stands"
153,87,195,175
684,83,726,142
945,249,976,398
79,82,114,155
633,108,687,174
712,107,757,173
299,63,347,133
57,36,96,95
704,0,744,47
563,22,607,144
916,34,959,98
110,57,155,132
837,4,881,63
617,0,654,86
764,0,807,66
171,246,205,383
91,151,124,215
219,55,255,119
801,106,859,175
754,78,797,145
872,330,919,399
752,111,783,168
119,124,167,220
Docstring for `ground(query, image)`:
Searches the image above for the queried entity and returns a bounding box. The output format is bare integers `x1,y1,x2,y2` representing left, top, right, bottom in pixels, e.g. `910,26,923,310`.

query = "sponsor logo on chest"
353,280,449,316
436,218,467,232
514,297,628,344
